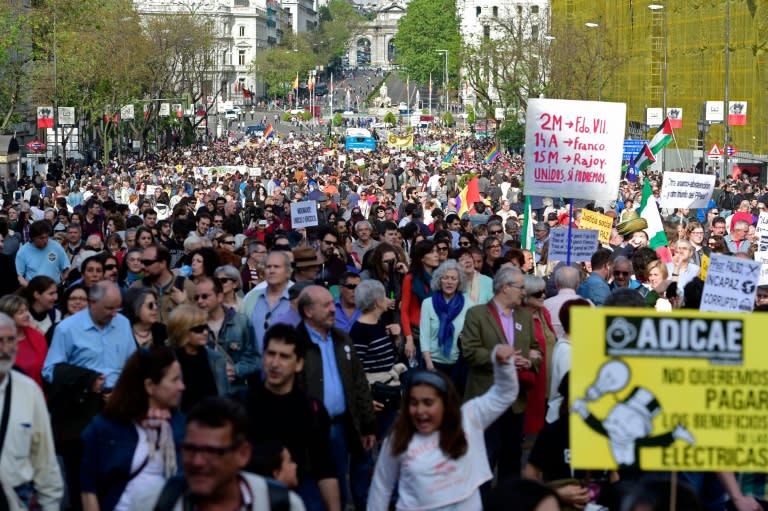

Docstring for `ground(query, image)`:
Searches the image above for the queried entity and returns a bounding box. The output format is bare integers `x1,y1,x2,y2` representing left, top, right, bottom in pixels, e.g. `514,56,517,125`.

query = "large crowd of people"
0,123,765,511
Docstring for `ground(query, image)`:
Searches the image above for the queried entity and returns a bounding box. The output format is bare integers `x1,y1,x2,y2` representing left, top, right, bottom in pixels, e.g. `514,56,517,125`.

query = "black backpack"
153,475,289,511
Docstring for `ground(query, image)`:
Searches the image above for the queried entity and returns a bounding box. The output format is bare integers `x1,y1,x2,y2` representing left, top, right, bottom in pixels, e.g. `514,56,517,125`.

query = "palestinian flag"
648,118,674,155
632,142,656,172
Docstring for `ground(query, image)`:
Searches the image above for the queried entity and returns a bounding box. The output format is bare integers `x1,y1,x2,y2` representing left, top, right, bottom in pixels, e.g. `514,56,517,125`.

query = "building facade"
347,2,404,68
551,0,768,155
134,0,296,101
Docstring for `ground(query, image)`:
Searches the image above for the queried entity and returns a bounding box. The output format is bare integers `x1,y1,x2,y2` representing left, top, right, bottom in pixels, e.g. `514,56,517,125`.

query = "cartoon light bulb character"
585,359,630,401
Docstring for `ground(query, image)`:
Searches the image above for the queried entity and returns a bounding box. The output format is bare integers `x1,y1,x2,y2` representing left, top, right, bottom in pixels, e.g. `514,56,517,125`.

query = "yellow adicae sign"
579,209,613,244
570,307,768,472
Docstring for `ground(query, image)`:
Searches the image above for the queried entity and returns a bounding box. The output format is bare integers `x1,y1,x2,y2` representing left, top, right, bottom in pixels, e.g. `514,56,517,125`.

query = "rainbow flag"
483,145,499,164
263,123,274,139
441,143,458,169
458,177,480,218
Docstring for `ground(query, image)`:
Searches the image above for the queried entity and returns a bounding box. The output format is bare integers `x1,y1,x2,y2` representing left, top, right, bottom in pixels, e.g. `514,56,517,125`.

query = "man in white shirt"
0,312,64,511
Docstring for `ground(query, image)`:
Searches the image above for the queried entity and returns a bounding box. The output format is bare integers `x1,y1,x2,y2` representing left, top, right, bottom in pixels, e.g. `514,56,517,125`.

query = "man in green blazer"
461,266,543,491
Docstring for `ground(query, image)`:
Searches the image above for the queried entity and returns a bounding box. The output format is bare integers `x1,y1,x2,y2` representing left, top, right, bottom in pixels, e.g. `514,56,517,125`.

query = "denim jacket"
80,413,186,511
207,306,260,389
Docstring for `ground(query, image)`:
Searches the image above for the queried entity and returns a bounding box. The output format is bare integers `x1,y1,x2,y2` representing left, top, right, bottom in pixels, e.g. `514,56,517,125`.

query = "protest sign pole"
670,471,677,511
566,199,574,265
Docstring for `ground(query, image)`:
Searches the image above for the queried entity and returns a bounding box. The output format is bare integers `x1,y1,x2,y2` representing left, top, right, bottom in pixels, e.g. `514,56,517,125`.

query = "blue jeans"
330,421,372,511
297,477,328,511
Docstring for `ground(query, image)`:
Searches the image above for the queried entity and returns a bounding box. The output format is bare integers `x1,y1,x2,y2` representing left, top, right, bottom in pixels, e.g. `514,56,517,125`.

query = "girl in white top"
367,344,519,511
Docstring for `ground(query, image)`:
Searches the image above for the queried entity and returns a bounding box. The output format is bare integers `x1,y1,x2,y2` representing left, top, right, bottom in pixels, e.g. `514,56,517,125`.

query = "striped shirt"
349,321,396,373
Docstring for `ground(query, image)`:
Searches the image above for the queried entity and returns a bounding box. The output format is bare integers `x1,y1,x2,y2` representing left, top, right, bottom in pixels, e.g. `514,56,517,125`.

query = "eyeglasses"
189,324,209,334
437,246,449,252
140,259,158,266
459,242,471,247
341,283,358,290
195,293,212,301
180,440,242,459
220,240,235,245
264,311,272,331
614,271,630,277
218,277,234,284
529,290,545,298
104,264,118,271
689,231,704,236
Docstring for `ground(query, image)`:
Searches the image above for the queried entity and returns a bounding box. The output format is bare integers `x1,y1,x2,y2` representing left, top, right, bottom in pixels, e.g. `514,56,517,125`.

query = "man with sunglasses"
139,244,195,323
334,272,362,333
195,277,259,392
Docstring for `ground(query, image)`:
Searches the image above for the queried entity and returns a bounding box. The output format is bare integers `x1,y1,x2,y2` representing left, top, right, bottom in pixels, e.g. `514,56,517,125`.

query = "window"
476,6,481,16
238,50,246,66
239,26,245,37
234,0,249,5
531,5,539,14
492,6,498,17
531,24,538,39
483,25,490,39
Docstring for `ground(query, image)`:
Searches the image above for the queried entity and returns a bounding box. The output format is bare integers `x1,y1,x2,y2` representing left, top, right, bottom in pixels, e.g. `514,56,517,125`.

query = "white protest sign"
700,253,761,312
659,172,716,209
290,200,319,228
524,98,626,201
249,167,262,177
546,229,599,263
755,212,768,237
756,234,768,286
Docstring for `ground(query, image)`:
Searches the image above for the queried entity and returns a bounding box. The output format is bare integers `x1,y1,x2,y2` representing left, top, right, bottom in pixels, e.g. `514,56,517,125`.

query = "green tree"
497,121,525,151
441,112,454,126
393,0,461,86
313,0,364,65
465,104,476,126
383,111,396,125
253,32,316,99
0,4,34,132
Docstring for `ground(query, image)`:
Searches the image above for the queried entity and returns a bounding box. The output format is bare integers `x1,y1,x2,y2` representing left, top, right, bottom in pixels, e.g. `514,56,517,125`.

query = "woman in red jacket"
0,294,48,389
401,240,440,366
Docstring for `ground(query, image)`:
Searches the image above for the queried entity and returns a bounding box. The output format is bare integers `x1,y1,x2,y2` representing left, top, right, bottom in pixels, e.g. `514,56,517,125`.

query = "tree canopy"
392,0,461,87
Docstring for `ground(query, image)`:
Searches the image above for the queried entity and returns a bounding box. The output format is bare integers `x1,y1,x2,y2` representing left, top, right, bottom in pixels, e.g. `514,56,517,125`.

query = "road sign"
623,139,647,162
726,145,737,156
708,143,722,158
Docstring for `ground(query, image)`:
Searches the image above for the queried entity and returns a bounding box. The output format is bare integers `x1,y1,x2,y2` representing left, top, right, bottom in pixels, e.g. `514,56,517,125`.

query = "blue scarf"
432,292,465,357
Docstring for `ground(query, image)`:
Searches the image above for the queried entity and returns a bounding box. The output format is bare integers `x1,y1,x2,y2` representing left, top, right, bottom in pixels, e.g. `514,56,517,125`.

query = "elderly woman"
349,280,401,378
0,295,48,388
123,287,167,348
455,248,493,305
118,247,144,290
419,260,474,387
522,275,556,435
667,239,701,292
167,304,229,412
214,265,244,312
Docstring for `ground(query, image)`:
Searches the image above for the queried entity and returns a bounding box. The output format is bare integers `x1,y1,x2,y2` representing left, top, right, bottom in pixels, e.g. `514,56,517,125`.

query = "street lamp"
585,22,601,101
436,49,448,113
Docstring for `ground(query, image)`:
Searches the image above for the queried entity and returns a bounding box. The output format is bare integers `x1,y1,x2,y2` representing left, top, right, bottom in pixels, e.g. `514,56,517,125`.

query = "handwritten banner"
290,200,319,228
547,228,599,263
700,254,760,313
524,98,626,201
659,172,716,209
580,209,613,244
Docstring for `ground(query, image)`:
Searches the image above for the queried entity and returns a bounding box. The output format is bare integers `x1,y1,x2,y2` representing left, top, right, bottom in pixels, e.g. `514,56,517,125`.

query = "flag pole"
566,199,574,266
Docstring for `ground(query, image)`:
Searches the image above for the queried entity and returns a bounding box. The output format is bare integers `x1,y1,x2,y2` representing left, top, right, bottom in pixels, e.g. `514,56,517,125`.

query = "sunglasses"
189,324,209,334
145,301,158,310
194,293,212,301
217,277,234,284
614,271,630,276
220,240,235,245
459,242,471,247
341,283,358,290
104,264,117,271
490,230,503,235
437,246,449,252
140,259,157,266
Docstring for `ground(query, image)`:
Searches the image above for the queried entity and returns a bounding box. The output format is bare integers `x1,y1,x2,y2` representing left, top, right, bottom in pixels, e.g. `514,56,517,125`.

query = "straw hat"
616,211,648,237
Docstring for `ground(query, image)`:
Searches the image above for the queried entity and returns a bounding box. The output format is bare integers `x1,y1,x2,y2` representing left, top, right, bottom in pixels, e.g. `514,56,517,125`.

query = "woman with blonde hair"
167,305,229,412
